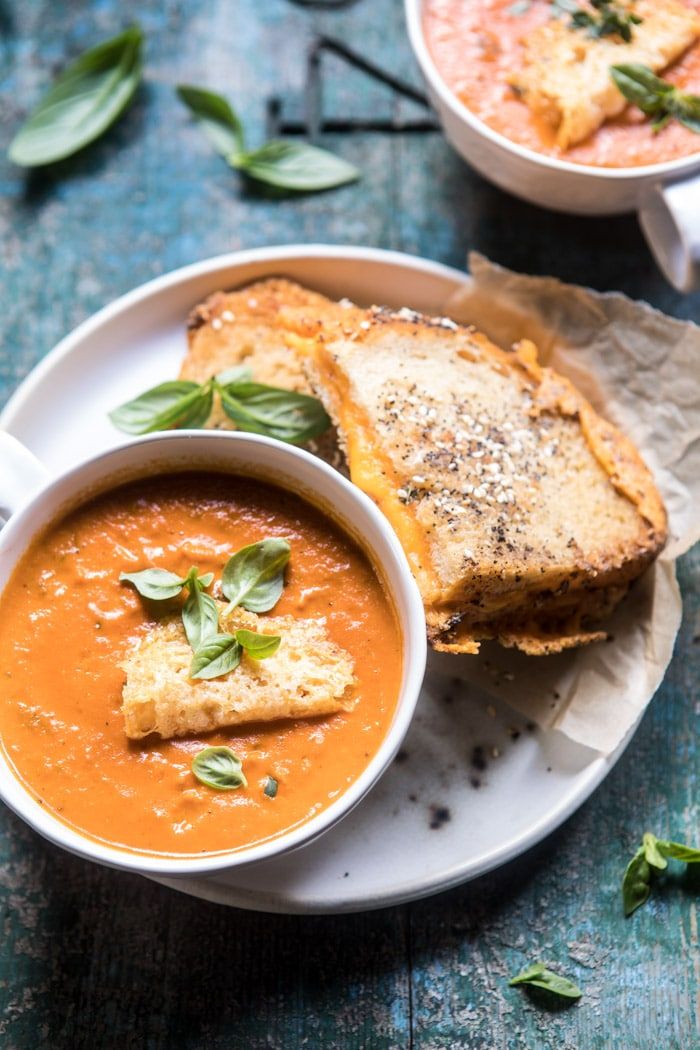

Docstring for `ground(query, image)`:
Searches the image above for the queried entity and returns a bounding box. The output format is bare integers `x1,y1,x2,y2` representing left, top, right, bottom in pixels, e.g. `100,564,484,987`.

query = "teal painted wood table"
0,1,699,1046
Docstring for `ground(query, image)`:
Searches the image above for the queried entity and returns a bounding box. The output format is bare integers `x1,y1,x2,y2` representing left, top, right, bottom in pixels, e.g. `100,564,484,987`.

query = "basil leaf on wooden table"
622,847,652,916
611,65,700,134
177,84,359,194
182,572,220,651
219,382,331,444
235,628,282,660
509,963,582,1000
233,141,359,192
9,26,143,167
176,84,244,159
109,380,213,434
190,633,242,680
192,746,247,790
222,538,291,613
119,568,187,600
622,832,700,915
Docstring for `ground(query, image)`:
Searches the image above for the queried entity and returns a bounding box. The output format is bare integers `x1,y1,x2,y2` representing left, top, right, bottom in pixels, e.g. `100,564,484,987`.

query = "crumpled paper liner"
439,253,699,754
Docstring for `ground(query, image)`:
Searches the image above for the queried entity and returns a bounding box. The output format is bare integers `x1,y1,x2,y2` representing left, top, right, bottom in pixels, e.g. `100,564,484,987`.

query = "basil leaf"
109,380,212,434
9,26,143,168
177,84,245,160
182,577,220,651
235,628,281,660
509,964,582,1000
659,840,700,863
190,633,241,680
215,365,254,386
675,94,700,135
192,746,247,790
119,568,186,600
232,141,359,192
642,832,668,871
264,776,278,798
611,65,671,114
622,847,652,916
220,382,330,444
222,538,291,613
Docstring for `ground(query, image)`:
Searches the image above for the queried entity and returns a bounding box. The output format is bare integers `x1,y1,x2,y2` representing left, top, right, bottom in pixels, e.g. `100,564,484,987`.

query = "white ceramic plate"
0,246,634,913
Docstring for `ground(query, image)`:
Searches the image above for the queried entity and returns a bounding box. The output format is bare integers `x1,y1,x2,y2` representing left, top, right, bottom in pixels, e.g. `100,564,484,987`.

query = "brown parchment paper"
439,253,700,754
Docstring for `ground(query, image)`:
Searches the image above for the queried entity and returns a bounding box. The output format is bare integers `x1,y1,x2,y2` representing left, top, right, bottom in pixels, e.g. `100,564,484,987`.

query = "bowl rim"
0,429,427,877
404,0,700,182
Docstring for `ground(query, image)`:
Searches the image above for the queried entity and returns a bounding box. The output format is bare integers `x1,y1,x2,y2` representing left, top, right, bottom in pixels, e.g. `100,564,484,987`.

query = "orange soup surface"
424,0,700,167
0,473,403,857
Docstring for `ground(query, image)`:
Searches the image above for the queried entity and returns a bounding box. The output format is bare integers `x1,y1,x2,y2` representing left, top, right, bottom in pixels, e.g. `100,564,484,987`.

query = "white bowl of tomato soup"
0,430,426,877
406,0,700,291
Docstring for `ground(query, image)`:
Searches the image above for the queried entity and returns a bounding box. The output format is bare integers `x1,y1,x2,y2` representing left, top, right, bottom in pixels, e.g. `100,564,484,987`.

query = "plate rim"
0,243,651,912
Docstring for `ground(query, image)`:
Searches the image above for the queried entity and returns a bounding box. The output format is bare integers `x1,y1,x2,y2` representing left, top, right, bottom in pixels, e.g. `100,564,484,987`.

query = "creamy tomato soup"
0,473,402,857
424,0,700,166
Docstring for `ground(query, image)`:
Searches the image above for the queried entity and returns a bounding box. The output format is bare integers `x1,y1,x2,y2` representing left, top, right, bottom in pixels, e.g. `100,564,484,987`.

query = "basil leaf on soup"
192,746,247,790
177,84,245,160
109,380,212,434
119,568,186,600
232,140,359,192
9,26,143,168
182,573,220,651
264,776,278,798
622,847,652,916
610,65,673,115
236,628,281,660
222,538,291,613
220,382,331,444
509,964,582,1000
190,633,241,680
215,365,254,386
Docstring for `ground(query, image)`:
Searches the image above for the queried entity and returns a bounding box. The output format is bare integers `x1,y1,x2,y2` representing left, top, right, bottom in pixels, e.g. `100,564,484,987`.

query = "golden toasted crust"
121,607,356,740
510,0,700,149
298,306,667,654
181,277,348,462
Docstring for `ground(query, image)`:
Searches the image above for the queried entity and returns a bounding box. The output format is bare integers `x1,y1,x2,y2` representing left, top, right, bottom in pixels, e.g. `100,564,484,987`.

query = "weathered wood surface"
0,0,699,1046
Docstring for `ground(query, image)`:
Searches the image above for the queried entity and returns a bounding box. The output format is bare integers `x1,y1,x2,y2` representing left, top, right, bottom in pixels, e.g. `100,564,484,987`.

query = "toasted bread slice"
297,306,667,653
181,277,348,461
121,607,356,740
510,0,700,149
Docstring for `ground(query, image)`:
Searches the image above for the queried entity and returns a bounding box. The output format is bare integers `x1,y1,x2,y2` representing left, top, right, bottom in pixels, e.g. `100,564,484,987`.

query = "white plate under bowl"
0,245,635,913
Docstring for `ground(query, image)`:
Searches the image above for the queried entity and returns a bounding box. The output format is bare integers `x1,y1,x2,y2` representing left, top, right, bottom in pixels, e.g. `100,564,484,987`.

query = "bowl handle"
0,432,49,524
638,173,700,293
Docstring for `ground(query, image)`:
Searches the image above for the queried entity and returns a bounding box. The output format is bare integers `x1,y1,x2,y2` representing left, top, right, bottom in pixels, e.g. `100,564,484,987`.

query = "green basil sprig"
109,371,331,446
190,627,282,679
182,569,220,651
119,566,211,601
509,963,582,1000
623,832,700,916
192,746,247,790
122,539,287,681
177,83,359,193
9,26,143,168
565,0,641,42
611,65,700,133
222,539,291,613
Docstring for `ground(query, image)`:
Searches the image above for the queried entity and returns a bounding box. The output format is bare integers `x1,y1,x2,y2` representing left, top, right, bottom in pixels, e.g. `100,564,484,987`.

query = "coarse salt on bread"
510,0,700,149
296,305,667,654
121,608,356,740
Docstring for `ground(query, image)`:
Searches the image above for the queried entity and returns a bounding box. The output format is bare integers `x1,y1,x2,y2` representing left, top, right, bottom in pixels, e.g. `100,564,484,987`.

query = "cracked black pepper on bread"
180,278,667,655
